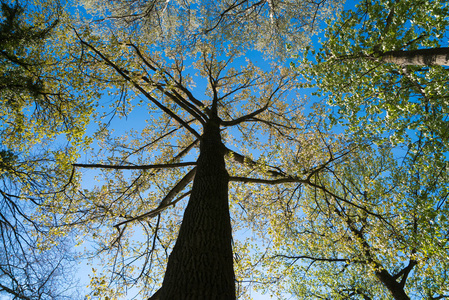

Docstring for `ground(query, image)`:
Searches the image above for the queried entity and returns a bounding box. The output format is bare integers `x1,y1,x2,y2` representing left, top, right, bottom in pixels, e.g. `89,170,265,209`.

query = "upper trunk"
158,117,236,300
380,47,449,66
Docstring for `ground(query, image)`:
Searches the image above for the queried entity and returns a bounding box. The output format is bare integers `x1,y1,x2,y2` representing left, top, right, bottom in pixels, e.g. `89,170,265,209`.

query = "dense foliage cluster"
0,0,97,298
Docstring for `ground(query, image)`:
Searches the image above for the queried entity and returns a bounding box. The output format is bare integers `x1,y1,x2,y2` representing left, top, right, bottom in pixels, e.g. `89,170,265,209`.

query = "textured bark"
380,47,449,66
158,117,236,300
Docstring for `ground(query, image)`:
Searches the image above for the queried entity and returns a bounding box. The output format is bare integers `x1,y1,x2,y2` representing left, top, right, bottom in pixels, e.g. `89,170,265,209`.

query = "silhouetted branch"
75,30,202,139
72,162,196,170
114,168,196,228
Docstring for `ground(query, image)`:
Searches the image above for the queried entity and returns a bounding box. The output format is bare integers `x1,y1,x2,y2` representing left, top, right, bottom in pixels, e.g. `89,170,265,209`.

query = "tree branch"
273,254,356,263
222,74,290,126
73,162,196,170
222,101,270,126
393,258,417,288
380,47,449,66
114,191,192,228
75,30,202,139
225,148,287,177
230,176,305,185
114,168,196,228
119,42,208,122
0,282,31,300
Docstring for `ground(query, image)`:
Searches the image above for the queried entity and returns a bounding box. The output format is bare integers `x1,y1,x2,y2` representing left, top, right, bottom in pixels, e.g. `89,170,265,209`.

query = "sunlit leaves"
301,0,449,158
0,0,101,298
80,0,342,59
255,141,449,299
286,1,449,297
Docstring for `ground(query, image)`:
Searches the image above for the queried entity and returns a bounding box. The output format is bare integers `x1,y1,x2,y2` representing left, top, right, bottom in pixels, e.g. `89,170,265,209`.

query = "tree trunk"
158,117,236,300
375,269,410,300
381,47,449,66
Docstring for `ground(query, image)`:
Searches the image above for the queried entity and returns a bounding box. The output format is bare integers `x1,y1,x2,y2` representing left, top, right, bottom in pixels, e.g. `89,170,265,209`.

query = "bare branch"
272,254,357,263
72,162,196,170
157,168,196,208
74,30,202,139
380,47,449,66
225,148,287,177
120,119,197,162
114,191,192,228
124,42,208,119
305,148,353,181
0,282,31,300
222,101,270,126
230,171,388,222
222,73,291,126
172,139,199,162
114,168,196,228
230,176,305,185
393,258,418,288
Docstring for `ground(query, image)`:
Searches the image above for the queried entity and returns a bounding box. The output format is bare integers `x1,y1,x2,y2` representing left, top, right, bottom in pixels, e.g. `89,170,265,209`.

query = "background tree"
266,0,449,299
301,0,449,155
60,0,343,298
256,141,449,300
0,0,99,298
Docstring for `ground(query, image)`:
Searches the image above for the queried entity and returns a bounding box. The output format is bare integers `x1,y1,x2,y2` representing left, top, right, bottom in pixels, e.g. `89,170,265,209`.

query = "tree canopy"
303,0,449,154
0,0,99,298
53,0,345,299
279,0,449,299
2,0,449,299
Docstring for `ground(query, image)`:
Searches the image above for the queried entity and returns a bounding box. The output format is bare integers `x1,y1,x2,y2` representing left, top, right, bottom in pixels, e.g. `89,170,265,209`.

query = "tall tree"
63,0,342,298
273,0,449,299
0,0,98,298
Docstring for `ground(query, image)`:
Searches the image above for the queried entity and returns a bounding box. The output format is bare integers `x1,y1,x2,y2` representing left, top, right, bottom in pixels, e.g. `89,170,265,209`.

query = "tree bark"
158,117,236,299
380,47,449,66
375,269,410,300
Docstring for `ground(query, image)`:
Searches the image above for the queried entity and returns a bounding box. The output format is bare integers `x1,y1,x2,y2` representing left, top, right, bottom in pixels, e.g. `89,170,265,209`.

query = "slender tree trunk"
343,214,410,300
380,47,449,66
158,117,236,300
